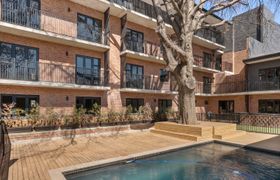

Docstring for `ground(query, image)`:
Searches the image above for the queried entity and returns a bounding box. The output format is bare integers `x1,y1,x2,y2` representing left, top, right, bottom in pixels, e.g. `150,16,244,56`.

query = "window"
218,100,234,113
160,69,169,82
215,55,222,71
258,67,280,82
125,64,144,89
203,52,212,68
259,100,280,114
76,97,101,114
76,55,100,86
0,42,38,81
1,0,41,29
203,77,212,94
1,94,39,116
125,29,144,53
77,14,102,43
126,98,144,113
256,24,262,42
158,99,172,113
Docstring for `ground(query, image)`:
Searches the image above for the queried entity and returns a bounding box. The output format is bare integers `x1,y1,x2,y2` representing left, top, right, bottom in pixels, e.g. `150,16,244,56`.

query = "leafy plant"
28,104,40,127
88,103,101,116
1,103,16,119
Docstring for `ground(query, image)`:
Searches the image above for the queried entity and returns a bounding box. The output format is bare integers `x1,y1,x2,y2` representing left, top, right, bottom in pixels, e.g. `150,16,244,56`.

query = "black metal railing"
0,121,11,180
108,0,171,24
122,73,173,91
213,80,280,94
124,40,162,57
0,59,38,81
1,5,41,29
195,28,224,45
1,5,106,45
193,55,222,71
0,61,109,86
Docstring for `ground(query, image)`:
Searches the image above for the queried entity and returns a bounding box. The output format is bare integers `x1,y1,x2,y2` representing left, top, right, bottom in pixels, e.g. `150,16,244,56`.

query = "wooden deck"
8,130,278,180
8,132,190,180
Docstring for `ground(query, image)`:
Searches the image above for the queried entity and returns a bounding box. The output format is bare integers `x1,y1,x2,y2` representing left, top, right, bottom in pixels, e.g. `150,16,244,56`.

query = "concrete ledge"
0,79,110,91
120,88,178,95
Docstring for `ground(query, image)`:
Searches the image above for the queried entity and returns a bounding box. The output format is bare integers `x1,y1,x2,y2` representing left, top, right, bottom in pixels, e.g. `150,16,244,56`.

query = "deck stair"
151,122,246,141
212,123,246,140
151,122,212,141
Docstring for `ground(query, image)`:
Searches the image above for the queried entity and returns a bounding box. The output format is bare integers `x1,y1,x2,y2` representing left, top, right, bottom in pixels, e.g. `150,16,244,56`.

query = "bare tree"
151,0,279,124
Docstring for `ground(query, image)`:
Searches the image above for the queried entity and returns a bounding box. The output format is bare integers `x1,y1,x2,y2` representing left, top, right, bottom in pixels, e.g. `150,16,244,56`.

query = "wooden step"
151,129,203,141
213,124,237,134
213,130,246,140
154,122,212,138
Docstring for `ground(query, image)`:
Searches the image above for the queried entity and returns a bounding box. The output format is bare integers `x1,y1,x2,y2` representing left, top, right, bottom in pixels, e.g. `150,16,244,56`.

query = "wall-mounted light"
66,51,69,56
66,96,69,101
68,7,71,12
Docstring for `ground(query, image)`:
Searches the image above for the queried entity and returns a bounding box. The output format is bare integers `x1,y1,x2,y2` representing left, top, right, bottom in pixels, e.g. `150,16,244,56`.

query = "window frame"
77,13,102,43
158,99,172,113
0,94,39,116
75,55,101,86
218,100,234,114
160,69,169,82
125,28,144,53
76,96,101,114
0,41,39,81
259,99,280,114
126,98,144,113
203,52,212,68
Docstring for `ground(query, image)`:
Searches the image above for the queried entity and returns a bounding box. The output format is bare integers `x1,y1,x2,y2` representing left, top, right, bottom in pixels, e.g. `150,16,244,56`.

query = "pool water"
66,143,280,180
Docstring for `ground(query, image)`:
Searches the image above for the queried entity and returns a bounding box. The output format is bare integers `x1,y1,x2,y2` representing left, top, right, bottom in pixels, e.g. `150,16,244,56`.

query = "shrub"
28,104,40,127
1,103,16,119
88,103,101,116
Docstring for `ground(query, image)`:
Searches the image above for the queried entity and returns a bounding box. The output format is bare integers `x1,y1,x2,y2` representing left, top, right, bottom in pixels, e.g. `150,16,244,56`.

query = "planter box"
7,126,33,134
34,126,59,132
100,122,118,127
81,122,99,128
130,122,154,130
60,124,80,130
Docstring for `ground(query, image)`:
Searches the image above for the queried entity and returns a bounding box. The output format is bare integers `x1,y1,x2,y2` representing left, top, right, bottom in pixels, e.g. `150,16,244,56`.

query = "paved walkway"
8,131,278,180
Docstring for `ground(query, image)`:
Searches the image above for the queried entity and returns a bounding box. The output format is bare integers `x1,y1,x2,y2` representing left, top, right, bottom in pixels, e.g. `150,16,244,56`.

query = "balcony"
195,28,224,45
107,0,171,24
121,40,164,63
213,81,280,94
193,55,222,73
0,59,109,90
121,73,177,94
0,6,109,52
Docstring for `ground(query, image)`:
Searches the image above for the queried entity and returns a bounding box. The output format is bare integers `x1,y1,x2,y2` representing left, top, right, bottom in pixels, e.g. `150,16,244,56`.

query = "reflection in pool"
66,143,280,180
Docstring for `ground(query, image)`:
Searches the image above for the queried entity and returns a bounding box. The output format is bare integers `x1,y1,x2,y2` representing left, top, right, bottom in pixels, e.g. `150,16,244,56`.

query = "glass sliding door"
0,42,38,81
76,55,101,86
125,64,144,89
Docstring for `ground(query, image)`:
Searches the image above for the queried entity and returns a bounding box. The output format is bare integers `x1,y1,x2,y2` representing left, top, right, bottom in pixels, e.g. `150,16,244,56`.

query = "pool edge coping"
48,140,214,180
48,139,280,180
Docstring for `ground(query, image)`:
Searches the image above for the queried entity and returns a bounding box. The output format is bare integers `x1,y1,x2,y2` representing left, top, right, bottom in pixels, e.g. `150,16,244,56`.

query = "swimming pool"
66,143,280,180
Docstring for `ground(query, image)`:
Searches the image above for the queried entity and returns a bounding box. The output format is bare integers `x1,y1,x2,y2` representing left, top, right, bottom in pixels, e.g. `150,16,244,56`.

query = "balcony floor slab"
0,79,110,91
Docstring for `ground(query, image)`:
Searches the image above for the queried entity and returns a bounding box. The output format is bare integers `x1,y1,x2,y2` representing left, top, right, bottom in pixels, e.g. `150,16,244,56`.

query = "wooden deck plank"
8,131,276,180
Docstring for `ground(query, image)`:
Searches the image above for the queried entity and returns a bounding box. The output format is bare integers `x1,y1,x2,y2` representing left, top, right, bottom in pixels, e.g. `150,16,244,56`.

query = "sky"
203,0,280,24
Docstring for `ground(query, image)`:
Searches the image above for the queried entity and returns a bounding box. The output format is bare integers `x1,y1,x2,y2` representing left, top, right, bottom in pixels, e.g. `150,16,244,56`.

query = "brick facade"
0,0,253,117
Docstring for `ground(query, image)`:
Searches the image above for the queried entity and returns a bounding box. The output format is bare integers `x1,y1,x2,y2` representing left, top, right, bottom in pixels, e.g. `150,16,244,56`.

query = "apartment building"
0,0,229,115
206,6,280,114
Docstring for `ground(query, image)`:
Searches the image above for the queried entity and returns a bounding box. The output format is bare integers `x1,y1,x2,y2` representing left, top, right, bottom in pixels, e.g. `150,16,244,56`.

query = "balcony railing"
0,6,107,45
122,73,173,91
0,60,108,86
213,80,280,94
195,28,224,45
125,40,162,57
193,55,221,71
108,0,171,24
0,58,38,81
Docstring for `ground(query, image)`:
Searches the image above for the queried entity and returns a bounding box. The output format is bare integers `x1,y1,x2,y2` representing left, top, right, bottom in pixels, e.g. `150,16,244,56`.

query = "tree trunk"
178,85,197,124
